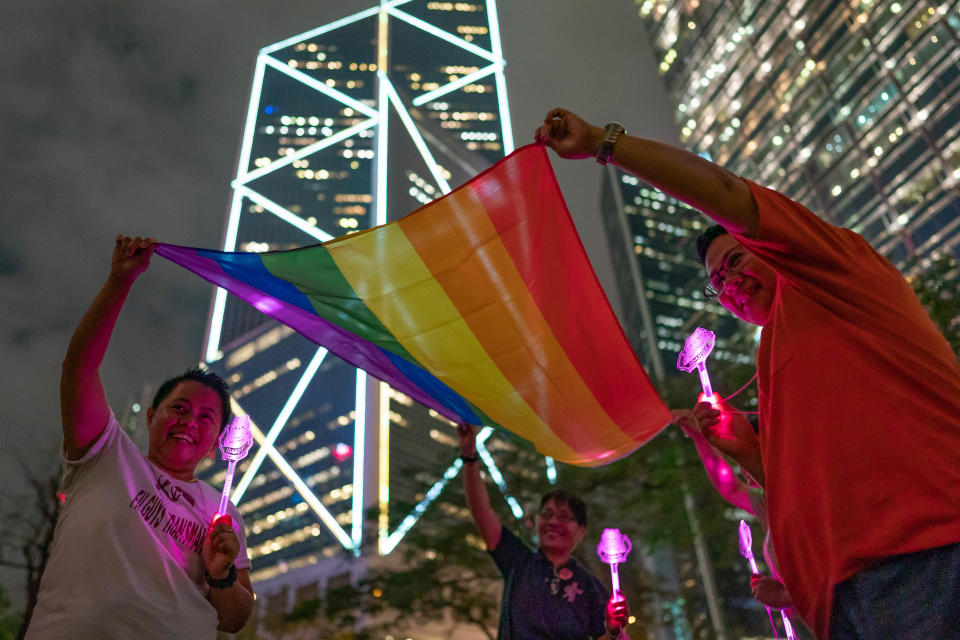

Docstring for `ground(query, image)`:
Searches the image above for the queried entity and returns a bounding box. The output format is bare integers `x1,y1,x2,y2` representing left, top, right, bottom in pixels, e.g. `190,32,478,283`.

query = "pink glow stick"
738,520,760,574
216,414,254,518
782,614,797,639
677,327,717,402
597,528,632,595
739,520,795,640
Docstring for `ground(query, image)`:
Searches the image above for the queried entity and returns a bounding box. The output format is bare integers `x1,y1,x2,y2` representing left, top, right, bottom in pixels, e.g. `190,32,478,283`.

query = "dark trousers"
829,541,960,639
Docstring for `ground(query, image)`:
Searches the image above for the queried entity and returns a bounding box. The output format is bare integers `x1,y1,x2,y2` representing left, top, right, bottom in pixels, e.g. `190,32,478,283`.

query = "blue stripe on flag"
198,250,316,314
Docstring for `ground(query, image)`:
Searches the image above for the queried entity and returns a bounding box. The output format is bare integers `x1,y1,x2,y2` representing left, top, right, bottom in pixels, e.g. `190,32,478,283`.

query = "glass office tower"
600,168,754,383
639,0,960,267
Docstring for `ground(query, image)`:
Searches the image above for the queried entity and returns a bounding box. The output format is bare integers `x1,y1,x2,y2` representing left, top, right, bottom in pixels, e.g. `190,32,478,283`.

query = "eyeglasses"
538,509,578,524
703,248,745,299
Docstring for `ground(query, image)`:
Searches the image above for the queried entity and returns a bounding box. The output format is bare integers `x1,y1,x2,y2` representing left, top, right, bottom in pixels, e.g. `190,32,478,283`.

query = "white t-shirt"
26,411,250,639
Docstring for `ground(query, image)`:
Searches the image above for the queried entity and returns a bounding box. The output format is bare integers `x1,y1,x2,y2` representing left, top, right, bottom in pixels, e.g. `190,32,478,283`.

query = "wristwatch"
459,453,479,464
206,564,238,589
596,122,626,165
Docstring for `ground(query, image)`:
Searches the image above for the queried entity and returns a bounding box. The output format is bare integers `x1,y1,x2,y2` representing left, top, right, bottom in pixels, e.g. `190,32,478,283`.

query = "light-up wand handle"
217,460,238,518
696,363,714,400
782,614,797,639
738,520,759,574
216,414,254,518
677,327,718,404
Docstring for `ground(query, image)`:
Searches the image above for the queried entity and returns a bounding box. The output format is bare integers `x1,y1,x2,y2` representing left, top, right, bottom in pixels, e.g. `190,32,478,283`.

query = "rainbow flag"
157,145,669,466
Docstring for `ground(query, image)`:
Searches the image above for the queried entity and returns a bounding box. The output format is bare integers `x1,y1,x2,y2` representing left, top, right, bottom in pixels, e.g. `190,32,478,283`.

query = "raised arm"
60,235,156,459
673,409,756,514
534,108,758,236
457,424,502,550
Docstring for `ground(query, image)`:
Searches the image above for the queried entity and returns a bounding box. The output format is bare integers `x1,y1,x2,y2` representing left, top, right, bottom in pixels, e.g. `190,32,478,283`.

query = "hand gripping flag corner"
157,144,671,466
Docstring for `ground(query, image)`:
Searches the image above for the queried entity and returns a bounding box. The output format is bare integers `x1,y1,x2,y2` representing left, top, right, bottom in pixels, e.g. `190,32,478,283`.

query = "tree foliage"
0,586,21,640
907,252,960,356
251,587,368,640
361,486,516,639
0,452,61,638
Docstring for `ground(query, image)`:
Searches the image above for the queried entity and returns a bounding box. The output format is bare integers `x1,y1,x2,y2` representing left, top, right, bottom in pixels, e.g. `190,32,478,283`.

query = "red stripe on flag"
469,146,670,445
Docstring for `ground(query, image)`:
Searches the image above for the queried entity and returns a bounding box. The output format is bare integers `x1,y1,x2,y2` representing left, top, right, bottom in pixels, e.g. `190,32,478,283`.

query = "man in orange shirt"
536,109,960,639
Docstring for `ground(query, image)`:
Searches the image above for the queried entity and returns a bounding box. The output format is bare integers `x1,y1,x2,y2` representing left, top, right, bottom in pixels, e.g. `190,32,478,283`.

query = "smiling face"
703,234,777,326
536,497,587,558
146,380,223,481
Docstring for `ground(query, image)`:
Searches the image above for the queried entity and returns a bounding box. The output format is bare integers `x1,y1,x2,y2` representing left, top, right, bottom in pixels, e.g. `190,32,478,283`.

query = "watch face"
605,122,624,136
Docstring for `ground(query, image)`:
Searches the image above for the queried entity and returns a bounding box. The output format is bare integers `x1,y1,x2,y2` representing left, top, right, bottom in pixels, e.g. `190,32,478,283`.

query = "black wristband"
459,453,479,464
205,564,238,589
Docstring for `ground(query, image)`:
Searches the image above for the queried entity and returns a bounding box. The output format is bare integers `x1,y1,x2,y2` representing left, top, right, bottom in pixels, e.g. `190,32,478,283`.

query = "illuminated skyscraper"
600,168,753,382
638,0,960,267
194,0,518,618
609,0,960,386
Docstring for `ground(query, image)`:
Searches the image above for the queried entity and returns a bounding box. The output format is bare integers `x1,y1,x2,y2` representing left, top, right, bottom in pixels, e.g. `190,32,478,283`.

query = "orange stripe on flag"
398,184,639,464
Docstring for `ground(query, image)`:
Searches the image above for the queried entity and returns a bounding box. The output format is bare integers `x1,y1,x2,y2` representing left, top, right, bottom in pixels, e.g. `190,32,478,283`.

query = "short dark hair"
540,489,587,527
151,367,233,430
695,224,729,266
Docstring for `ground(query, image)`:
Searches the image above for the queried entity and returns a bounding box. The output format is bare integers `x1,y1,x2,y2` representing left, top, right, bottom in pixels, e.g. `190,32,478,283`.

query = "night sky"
0,0,678,602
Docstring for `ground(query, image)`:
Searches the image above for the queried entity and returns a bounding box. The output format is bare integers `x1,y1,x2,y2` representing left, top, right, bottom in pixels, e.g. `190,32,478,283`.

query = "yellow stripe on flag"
327,224,582,462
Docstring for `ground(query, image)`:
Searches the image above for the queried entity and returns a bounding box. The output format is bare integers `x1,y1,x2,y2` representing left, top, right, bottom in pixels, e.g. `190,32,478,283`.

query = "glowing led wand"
216,414,254,518
739,520,796,640
597,528,632,595
738,519,760,573
677,327,717,403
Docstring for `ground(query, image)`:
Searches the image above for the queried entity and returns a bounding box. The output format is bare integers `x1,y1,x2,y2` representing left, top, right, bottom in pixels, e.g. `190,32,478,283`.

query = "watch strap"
206,564,238,589
597,122,626,165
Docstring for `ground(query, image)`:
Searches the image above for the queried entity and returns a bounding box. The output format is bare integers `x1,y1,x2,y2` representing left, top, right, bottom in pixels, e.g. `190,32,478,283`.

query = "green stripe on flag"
261,246,418,364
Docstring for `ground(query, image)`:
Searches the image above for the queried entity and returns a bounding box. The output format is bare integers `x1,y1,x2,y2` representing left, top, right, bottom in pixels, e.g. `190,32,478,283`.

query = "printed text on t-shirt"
130,489,205,554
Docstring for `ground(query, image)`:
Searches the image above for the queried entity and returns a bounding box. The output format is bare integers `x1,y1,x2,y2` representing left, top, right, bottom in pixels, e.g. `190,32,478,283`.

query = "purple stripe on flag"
155,244,469,424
